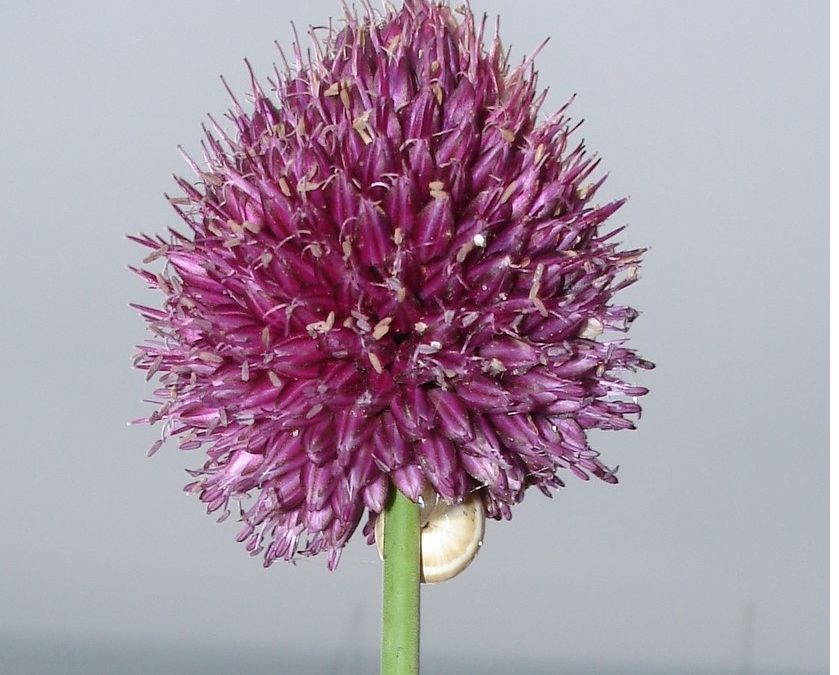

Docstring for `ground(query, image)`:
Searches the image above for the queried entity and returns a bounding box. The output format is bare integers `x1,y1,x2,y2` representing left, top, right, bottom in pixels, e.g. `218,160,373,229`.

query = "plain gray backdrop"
0,1,827,673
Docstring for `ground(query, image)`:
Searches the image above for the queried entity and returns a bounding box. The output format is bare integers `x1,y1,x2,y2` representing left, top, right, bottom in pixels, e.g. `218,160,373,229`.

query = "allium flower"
131,0,652,569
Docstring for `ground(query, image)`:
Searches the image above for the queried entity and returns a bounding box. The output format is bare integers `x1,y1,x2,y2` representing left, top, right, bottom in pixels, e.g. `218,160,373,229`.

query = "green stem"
381,487,421,675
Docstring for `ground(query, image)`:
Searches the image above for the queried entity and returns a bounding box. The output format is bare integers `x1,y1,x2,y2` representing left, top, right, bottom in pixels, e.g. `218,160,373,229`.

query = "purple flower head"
131,0,653,569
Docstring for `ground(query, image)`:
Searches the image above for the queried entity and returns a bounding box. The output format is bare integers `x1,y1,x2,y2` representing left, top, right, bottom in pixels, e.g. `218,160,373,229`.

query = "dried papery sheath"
131,0,652,570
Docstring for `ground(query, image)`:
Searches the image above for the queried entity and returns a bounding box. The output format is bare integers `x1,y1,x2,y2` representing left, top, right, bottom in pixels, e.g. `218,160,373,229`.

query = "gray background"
0,1,827,673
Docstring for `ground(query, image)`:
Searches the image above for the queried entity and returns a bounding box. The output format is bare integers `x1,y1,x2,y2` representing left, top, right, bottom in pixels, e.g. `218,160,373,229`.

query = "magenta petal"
456,376,512,413
460,451,500,486
403,90,440,140
428,388,473,442
391,464,424,502
362,473,390,513
305,504,334,533
414,194,454,263
336,406,366,456
417,435,457,500
302,420,336,465
304,464,336,511
356,199,393,267
372,412,412,470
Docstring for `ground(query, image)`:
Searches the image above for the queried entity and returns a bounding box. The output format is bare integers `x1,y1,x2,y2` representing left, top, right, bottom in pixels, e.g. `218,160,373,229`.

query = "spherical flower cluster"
131,0,652,569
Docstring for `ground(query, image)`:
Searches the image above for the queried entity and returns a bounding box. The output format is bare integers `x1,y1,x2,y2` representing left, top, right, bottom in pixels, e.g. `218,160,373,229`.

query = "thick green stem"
381,488,421,675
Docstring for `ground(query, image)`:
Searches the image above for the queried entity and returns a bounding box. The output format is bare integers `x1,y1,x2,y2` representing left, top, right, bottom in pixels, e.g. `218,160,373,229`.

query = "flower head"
132,0,652,569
